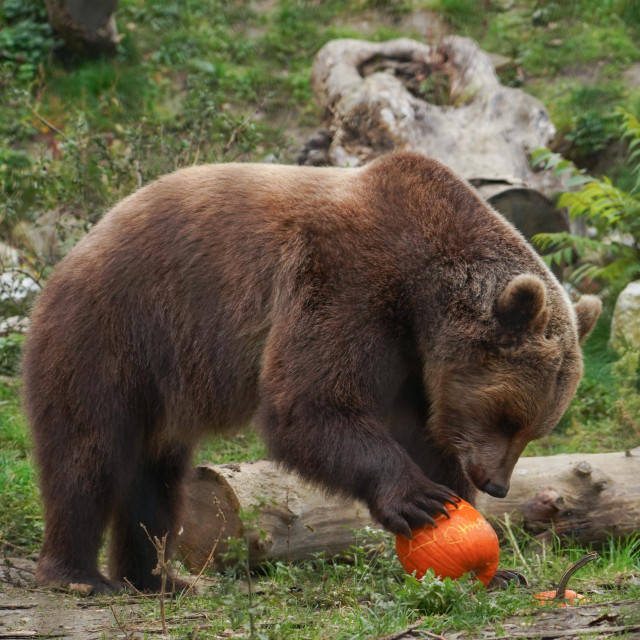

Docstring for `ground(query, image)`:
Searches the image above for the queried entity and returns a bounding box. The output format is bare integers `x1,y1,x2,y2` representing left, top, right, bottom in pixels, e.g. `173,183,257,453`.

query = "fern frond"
532,232,604,251
617,107,640,142
532,131,640,293
616,108,640,188
557,178,638,235
569,262,600,284
530,147,589,182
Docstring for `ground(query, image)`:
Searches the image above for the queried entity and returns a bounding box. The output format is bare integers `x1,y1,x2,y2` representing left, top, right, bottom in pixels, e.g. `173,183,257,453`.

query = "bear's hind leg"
108,446,191,593
35,457,122,594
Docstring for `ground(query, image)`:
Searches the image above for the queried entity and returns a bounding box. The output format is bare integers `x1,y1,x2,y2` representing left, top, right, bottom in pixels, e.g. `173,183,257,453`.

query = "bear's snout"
483,482,509,498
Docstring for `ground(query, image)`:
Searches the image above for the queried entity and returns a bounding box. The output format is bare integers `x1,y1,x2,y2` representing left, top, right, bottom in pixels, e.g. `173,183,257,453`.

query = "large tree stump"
304,36,579,240
45,0,119,56
177,449,640,572
308,37,562,193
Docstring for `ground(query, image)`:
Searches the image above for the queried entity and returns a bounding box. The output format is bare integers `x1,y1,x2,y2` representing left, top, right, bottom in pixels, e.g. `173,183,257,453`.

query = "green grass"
1,379,638,637
0,378,42,552
196,430,267,466
526,315,640,456
4,0,640,236
130,529,640,638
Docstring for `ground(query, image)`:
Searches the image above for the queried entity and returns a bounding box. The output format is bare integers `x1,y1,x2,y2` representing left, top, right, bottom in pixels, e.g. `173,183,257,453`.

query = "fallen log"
177,460,372,572
476,447,640,545
177,448,640,572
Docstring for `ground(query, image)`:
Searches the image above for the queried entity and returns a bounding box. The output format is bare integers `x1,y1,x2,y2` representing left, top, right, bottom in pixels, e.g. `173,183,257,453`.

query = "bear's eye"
498,416,521,437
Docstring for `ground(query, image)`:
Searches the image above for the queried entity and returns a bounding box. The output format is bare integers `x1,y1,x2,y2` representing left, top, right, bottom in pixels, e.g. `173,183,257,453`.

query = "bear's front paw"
368,476,460,539
487,569,528,590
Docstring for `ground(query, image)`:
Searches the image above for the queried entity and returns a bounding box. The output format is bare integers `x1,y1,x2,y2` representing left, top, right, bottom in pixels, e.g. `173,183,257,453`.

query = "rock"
0,271,40,316
0,242,20,266
611,281,640,352
45,0,119,57
0,316,30,336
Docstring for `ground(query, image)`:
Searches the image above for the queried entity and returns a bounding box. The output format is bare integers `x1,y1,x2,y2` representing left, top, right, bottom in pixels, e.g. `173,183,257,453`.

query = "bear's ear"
574,295,601,344
496,274,548,334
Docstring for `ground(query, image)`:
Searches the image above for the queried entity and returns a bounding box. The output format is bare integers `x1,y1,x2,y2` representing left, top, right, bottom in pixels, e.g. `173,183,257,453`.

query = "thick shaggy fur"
23,153,600,593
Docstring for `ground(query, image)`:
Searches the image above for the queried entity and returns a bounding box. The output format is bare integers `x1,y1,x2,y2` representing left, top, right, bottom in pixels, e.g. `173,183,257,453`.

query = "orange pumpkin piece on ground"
534,590,585,606
395,499,499,586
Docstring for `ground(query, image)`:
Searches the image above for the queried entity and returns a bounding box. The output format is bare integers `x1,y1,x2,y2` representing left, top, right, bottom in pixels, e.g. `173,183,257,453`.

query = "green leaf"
566,174,591,188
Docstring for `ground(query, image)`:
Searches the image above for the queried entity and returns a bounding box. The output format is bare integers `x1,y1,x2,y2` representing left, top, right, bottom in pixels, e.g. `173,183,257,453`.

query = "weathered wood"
308,36,567,199
177,448,640,572
177,461,372,572
477,447,640,544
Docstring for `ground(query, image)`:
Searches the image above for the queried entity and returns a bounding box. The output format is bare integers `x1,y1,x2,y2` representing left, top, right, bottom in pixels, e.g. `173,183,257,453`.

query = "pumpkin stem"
555,552,598,600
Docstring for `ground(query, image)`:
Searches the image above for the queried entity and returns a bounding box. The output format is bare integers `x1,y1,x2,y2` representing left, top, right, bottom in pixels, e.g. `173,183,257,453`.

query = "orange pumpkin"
395,499,499,585
534,590,585,606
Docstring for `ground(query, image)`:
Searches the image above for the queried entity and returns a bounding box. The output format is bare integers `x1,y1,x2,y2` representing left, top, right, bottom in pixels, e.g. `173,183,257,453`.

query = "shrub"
566,109,618,157
0,333,24,376
0,0,57,81
532,108,640,297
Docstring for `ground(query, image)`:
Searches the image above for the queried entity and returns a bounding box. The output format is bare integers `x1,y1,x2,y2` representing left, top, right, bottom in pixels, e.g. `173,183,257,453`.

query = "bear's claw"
369,473,460,537
488,569,528,590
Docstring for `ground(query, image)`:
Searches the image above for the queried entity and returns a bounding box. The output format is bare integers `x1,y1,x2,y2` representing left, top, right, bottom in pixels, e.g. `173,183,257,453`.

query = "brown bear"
23,152,600,594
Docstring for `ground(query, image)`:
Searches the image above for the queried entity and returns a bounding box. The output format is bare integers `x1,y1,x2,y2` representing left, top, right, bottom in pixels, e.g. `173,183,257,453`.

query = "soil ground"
0,557,136,639
2,558,639,640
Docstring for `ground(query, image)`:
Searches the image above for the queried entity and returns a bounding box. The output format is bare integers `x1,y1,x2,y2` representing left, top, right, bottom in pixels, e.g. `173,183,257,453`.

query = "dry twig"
483,624,640,639
222,97,269,156
140,523,170,636
0,633,64,639
27,105,68,140
371,618,447,640
109,604,134,639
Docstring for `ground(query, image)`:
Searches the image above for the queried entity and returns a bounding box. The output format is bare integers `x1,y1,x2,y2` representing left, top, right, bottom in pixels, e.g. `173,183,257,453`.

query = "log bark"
177,461,372,572
476,447,640,544
177,448,640,572
304,36,587,239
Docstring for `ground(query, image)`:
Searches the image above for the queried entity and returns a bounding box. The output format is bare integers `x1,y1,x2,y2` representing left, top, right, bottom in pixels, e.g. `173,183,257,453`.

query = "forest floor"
1,554,639,639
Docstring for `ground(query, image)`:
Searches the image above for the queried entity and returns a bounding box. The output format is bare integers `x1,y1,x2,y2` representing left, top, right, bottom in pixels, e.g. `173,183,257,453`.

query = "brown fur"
22,152,600,593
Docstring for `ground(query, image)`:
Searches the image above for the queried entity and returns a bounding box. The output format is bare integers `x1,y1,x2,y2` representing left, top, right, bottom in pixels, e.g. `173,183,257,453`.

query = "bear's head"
426,274,601,499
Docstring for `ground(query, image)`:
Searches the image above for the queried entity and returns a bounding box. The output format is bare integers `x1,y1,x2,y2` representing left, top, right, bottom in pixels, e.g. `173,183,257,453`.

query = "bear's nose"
483,482,509,498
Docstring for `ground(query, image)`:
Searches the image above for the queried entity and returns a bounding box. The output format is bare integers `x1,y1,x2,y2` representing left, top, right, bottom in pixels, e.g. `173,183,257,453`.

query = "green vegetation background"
1,1,639,637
